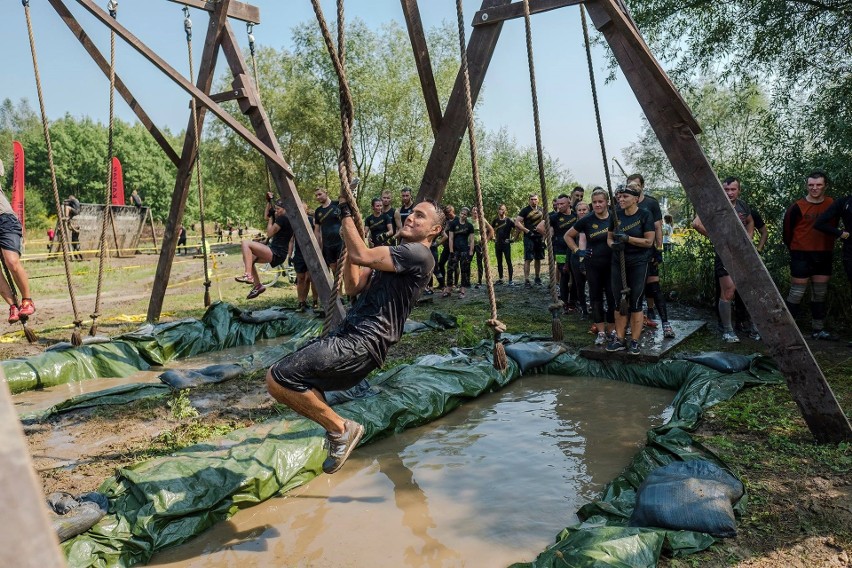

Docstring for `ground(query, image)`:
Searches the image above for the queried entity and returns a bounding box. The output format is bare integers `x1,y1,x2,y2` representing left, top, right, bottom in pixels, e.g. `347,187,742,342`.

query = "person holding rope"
536,194,575,311
0,159,36,324
235,198,293,300
265,198,445,474
606,183,655,356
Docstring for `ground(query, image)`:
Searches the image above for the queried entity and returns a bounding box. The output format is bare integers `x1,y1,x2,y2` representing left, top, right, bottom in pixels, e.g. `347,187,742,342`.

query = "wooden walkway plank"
580,319,705,363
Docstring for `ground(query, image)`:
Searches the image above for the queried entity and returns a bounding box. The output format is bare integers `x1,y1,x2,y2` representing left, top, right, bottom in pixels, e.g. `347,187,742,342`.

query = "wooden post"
0,371,67,567
415,0,512,204
400,0,442,137
584,0,852,443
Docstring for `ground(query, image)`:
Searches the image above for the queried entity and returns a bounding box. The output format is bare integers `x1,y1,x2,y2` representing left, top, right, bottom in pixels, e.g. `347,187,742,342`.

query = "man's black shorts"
714,253,730,279
322,242,344,266
0,214,23,255
292,253,308,274
523,234,545,261
270,252,287,268
269,334,377,394
789,250,833,279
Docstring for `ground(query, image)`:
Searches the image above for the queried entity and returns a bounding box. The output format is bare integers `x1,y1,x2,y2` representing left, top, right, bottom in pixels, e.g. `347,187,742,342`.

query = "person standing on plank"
265,198,444,474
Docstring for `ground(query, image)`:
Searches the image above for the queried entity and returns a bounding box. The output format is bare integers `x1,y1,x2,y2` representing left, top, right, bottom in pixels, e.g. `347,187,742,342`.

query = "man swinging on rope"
0,159,36,323
265,198,444,474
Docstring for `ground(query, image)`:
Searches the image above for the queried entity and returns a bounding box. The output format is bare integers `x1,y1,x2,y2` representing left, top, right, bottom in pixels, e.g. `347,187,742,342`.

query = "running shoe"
246,284,266,299
235,274,254,284
295,302,307,313
525,280,532,288
628,339,640,356
8,304,20,324
811,330,837,341
721,331,740,343
18,298,35,317
643,315,658,329
606,338,626,352
495,279,504,286
534,277,542,286
424,287,433,296
589,324,599,335
322,419,365,474
595,331,607,346
748,328,762,341
662,322,675,338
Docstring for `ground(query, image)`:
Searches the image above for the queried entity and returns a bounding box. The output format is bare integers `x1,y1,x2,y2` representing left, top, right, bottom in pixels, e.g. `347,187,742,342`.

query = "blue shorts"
0,214,23,255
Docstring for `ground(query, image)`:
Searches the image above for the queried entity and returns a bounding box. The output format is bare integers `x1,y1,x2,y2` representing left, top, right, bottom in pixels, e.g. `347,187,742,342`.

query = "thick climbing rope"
22,0,84,345
310,0,363,336
90,0,119,336
521,0,563,341
246,23,274,197
455,0,508,370
183,8,212,307
580,5,629,314
0,238,37,342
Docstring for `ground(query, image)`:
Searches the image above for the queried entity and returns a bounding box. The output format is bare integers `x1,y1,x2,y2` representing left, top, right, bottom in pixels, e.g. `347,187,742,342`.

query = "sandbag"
238,307,292,324
324,378,378,406
629,460,743,537
682,352,752,374
48,492,109,542
159,363,245,389
46,335,112,352
504,341,567,373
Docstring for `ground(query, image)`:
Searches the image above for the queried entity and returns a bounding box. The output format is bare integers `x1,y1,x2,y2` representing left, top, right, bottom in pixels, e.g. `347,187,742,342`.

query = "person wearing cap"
626,173,674,338
606,183,656,356
693,176,756,343
235,198,293,299
515,194,546,286
265,198,445,475
0,159,36,324
445,205,474,298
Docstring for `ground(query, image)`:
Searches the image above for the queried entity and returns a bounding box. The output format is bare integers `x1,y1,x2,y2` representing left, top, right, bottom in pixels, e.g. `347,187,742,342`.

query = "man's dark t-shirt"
449,218,474,252
315,203,342,246
269,215,293,258
549,210,577,254
338,242,435,365
518,205,544,236
398,204,414,229
637,194,663,224
492,216,513,244
573,212,612,265
365,213,391,246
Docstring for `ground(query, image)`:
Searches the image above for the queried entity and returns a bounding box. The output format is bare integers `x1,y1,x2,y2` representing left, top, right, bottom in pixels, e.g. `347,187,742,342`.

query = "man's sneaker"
748,328,762,341
246,284,266,299
18,298,35,317
811,330,837,341
295,302,307,313
643,315,658,329
495,279,504,286
595,331,607,346
534,277,542,286
628,339,641,356
647,308,657,321
525,279,532,288
506,280,515,287
322,419,365,474
8,304,20,324
722,331,740,343
662,322,675,338
606,338,626,352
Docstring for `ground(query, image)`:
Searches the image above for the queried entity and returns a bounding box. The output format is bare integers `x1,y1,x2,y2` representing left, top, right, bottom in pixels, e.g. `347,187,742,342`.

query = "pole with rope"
246,22,275,198
580,4,629,315
454,0,508,370
521,0,563,340
21,0,84,345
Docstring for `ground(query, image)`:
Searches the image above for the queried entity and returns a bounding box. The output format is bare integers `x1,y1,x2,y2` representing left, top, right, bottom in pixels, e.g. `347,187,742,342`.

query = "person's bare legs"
0,271,15,306
241,241,272,283
265,372,345,434
296,272,310,304
2,249,30,299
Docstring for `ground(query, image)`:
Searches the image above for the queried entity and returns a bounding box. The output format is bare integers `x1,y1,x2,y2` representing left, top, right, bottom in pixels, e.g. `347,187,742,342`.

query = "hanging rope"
521,0,562,341
310,0,363,336
22,0,84,345
246,22,274,196
580,5,629,315
183,7,212,307
90,0,119,336
455,0,507,370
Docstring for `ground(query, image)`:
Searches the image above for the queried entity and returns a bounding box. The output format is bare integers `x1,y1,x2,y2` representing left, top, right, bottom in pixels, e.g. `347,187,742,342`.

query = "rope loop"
487,318,507,335
107,0,117,18
183,7,192,41
247,22,256,56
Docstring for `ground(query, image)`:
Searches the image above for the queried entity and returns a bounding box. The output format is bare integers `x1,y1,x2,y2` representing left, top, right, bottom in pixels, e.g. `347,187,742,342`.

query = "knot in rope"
183,7,192,41
73,319,83,327
487,318,507,335
22,0,29,7
107,0,117,18
247,23,256,56
548,301,564,313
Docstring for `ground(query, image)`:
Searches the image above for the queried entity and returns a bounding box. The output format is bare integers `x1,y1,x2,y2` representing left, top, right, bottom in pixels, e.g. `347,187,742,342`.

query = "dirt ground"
6,247,852,566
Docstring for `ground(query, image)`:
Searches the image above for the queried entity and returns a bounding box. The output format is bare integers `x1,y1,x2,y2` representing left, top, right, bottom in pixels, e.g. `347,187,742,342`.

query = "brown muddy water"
150,374,673,568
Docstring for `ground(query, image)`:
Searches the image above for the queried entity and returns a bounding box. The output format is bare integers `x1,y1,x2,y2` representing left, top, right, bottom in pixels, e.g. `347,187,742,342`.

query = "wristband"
338,202,353,219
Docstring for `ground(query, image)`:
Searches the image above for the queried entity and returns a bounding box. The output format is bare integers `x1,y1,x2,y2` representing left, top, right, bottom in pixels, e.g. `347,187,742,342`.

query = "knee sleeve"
812,281,828,303
811,281,828,321
787,283,807,305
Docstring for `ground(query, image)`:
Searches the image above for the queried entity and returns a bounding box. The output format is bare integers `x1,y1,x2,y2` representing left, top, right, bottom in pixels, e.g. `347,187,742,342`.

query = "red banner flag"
12,141,25,232
111,157,125,206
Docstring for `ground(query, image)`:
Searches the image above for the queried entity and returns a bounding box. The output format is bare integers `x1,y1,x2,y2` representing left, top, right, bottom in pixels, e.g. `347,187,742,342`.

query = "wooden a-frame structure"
3,1,851,563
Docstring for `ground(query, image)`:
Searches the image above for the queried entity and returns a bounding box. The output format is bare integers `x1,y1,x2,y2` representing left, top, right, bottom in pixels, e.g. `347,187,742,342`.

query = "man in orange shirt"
782,170,838,340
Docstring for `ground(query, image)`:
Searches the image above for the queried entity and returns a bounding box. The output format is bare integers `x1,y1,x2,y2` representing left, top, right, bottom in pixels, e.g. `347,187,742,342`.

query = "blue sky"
1,0,647,185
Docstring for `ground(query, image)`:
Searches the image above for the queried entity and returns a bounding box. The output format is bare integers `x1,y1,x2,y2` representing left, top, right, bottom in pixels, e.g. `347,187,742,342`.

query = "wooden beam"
400,0,442,137
208,87,246,104
585,0,852,443
472,0,584,26
0,373,67,567
416,0,512,203
48,0,180,166
222,25,345,324
147,0,231,322
166,0,260,24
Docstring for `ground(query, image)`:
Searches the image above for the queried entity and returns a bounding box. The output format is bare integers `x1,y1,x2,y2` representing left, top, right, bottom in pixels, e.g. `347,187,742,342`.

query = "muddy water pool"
150,374,673,568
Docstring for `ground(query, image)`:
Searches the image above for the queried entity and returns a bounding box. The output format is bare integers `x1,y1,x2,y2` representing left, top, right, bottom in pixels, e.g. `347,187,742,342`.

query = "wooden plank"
580,319,705,363
48,0,180,166
146,0,231,322
0,371,67,568
209,87,246,104
585,0,852,443
472,0,584,26
166,0,260,24
399,0,442,137
222,25,345,325
416,0,512,204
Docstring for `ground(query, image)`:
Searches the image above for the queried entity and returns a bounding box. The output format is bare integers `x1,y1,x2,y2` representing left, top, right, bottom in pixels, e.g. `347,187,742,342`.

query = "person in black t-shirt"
536,193,576,309
395,187,415,241
445,206,475,298
514,194,546,286
266,199,445,475
235,199,294,300
314,188,344,272
364,198,394,247
491,204,515,285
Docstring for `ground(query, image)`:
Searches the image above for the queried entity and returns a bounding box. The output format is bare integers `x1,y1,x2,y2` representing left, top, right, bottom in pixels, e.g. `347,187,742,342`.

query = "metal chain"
580,5,628,311
184,8,212,306
22,0,84,343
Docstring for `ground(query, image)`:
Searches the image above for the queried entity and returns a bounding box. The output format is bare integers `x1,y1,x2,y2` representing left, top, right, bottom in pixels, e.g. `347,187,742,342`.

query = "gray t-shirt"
0,188,13,216
338,242,435,365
